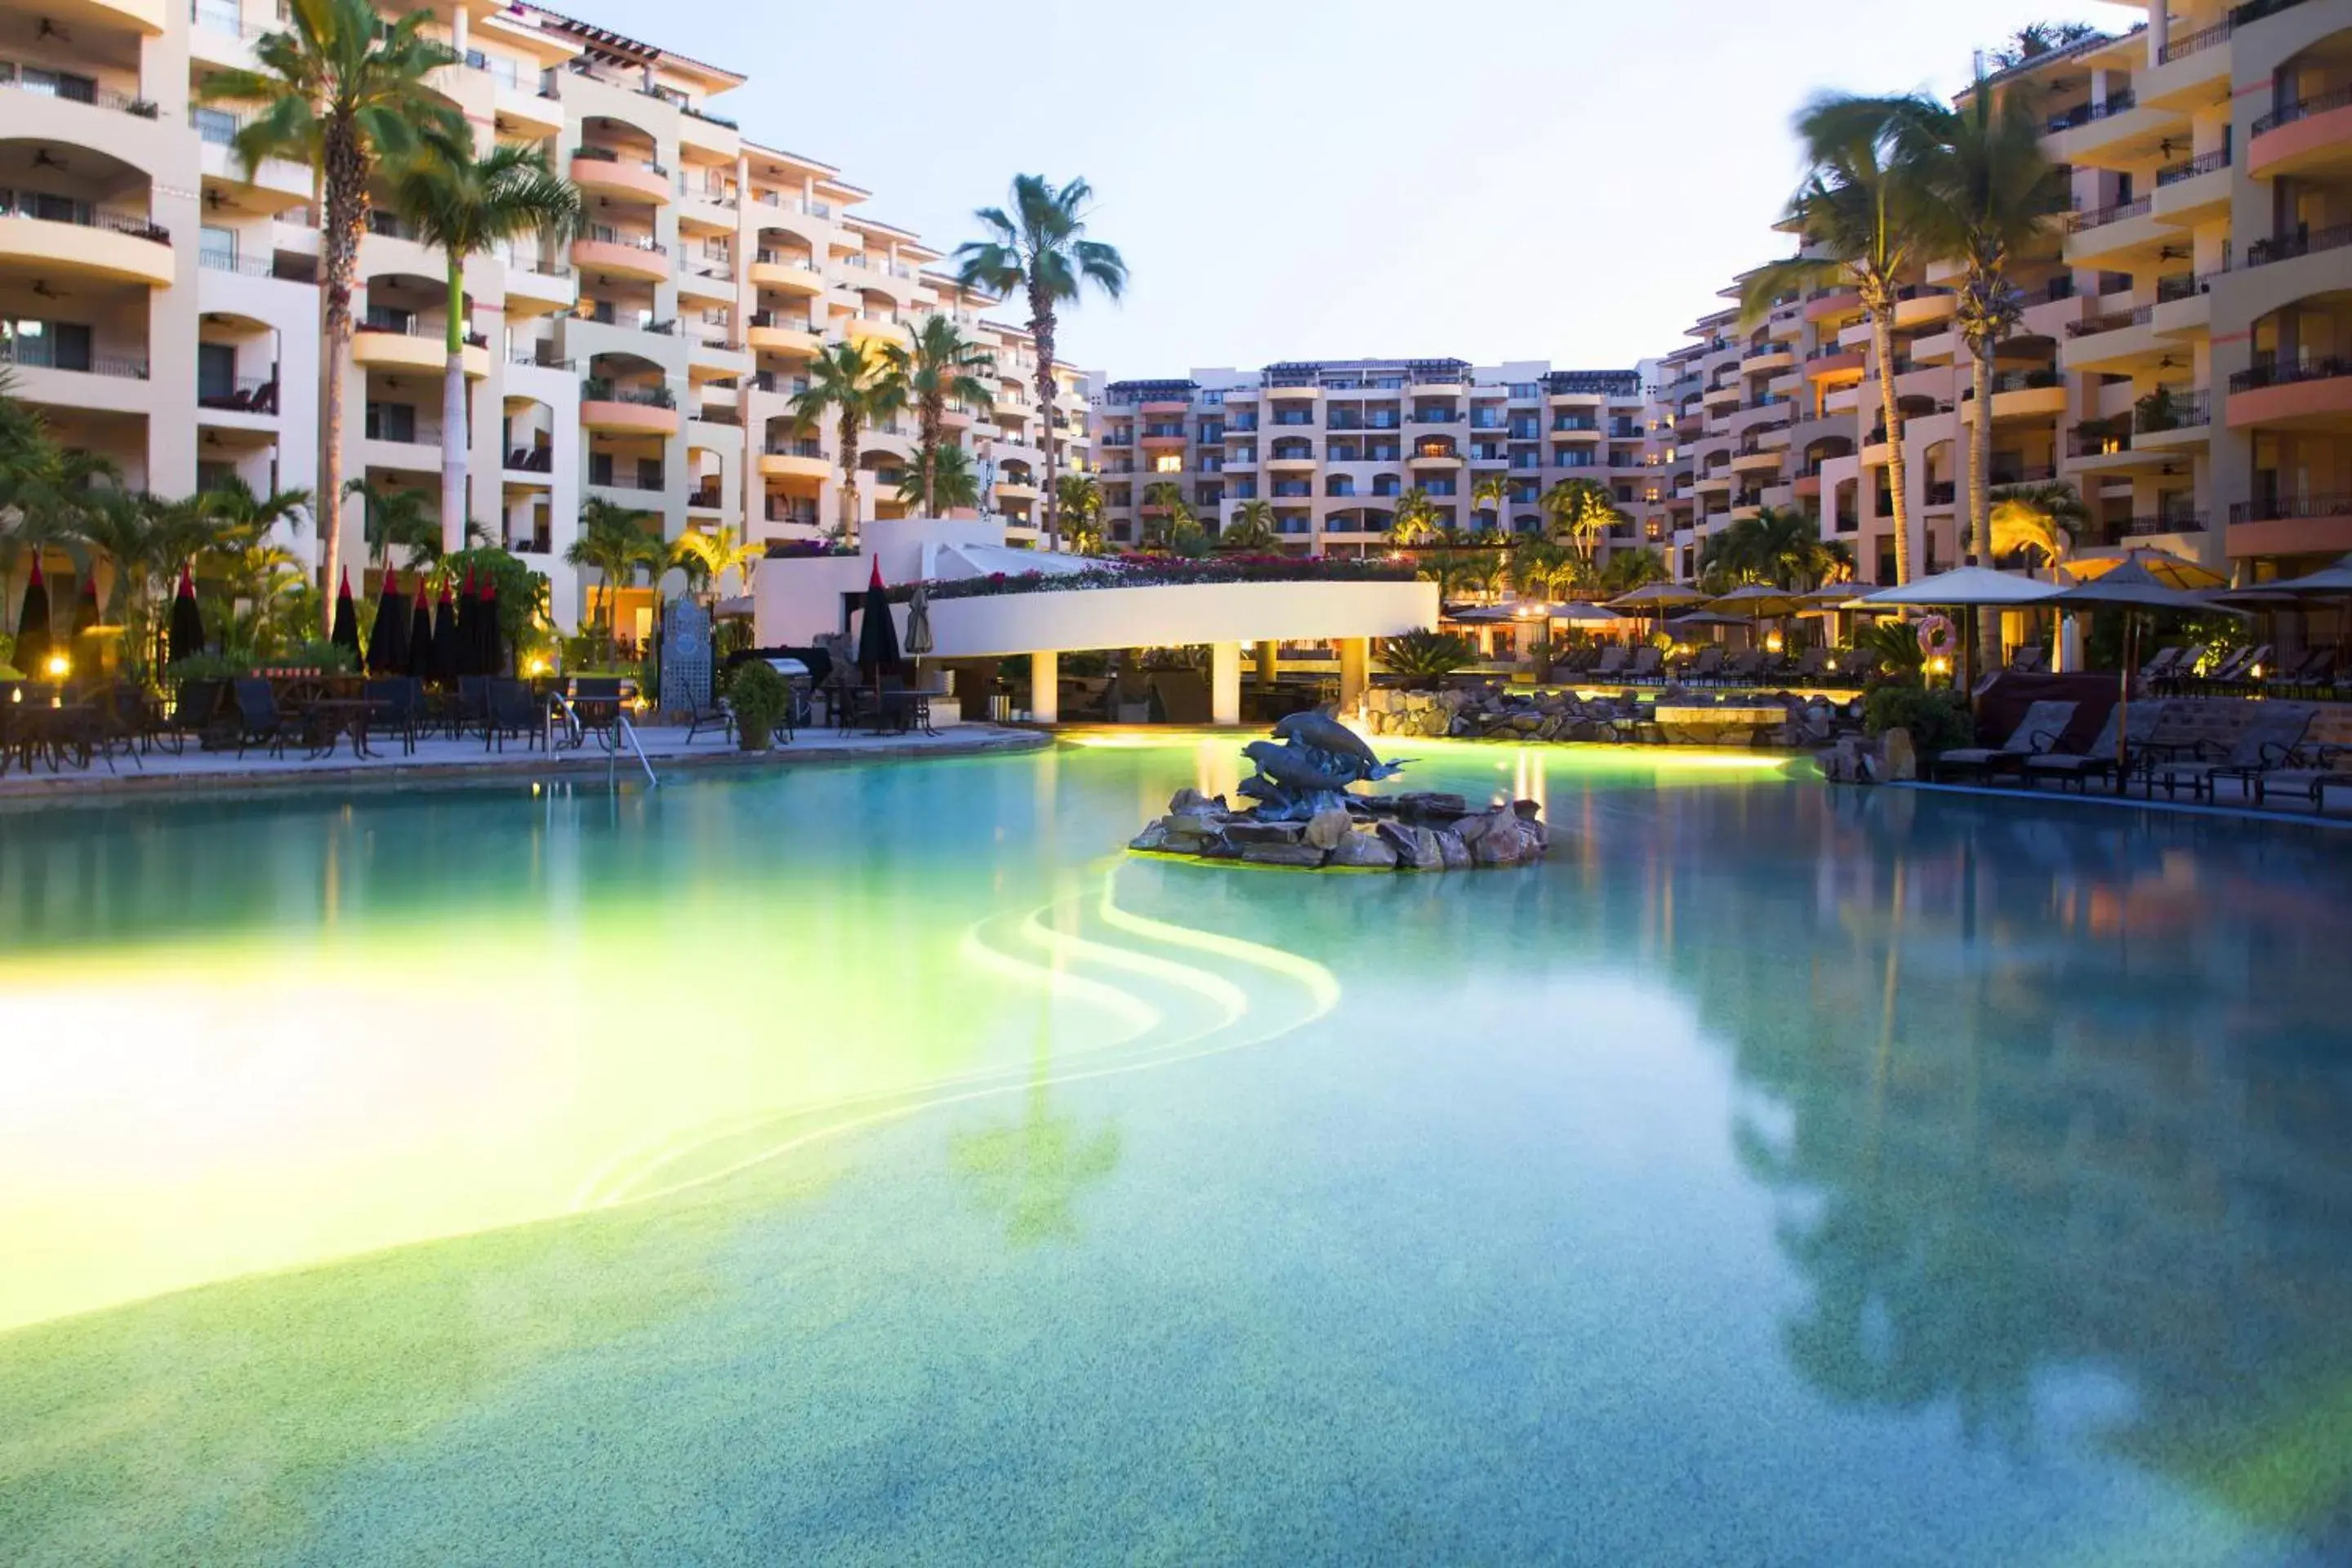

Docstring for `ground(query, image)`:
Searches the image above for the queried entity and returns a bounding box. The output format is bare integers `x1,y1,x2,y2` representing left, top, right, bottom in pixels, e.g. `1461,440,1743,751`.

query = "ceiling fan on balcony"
36,19,74,42
29,280,67,300
31,149,69,172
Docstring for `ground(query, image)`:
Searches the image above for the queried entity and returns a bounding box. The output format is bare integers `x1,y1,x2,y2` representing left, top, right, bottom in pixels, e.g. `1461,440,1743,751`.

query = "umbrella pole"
2114,612,2135,782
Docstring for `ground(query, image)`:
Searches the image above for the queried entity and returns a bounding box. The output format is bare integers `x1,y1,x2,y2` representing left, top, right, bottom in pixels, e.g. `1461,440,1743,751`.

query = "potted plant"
727,660,791,751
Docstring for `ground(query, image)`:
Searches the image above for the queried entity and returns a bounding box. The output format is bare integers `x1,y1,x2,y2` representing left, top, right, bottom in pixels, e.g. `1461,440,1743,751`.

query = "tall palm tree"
1991,22,2101,70
564,497,659,653
345,476,436,573
790,340,902,545
670,523,764,603
202,0,461,634
1389,487,1444,546
884,314,995,516
1599,546,1670,597
1905,73,2066,642
953,176,1127,550
1219,497,1277,552
1740,92,1938,585
1542,477,1624,561
1054,472,1103,551
895,444,982,514
1988,480,2089,575
392,127,582,551
1472,473,1509,532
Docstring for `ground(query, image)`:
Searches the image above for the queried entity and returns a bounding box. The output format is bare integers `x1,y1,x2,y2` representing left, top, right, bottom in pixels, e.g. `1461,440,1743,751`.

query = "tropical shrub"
1850,621,1927,684
726,659,791,749
1864,686,1973,755
1377,628,1478,687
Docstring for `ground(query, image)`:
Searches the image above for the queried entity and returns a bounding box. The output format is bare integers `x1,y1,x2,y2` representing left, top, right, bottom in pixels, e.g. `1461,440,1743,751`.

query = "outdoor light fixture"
1766,630,1784,654
44,653,70,679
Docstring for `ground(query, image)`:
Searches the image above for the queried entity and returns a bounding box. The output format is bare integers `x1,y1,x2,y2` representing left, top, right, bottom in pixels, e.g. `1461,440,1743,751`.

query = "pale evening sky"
561,0,2145,378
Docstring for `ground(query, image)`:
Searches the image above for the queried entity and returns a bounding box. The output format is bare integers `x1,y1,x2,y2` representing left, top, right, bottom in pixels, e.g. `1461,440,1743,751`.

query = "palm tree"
670,523,764,603
1990,22,2100,69
1389,487,1444,546
1905,73,2066,644
1740,92,1938,584
790,340,902,545
1140,479,1187,518
69,489,220,671
1,375,117,581
1542,477,1624,561
1413,549,1486,605
895,444,982,513
1989,480,2089,574
884,314,995,516
1472,473,1509,532
202,0,462,634
391,127,582,551
953,176,1127,550
1599,546,1670,597
1054,472,1103,551
1218,498,1277,552
345,477,437,574
564,497,659,655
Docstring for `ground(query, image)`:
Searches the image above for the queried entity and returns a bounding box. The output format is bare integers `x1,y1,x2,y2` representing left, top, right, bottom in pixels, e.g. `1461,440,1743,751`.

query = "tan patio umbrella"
1605,582,1709,612
2066,546,2227,591
1708,583,1806,617
2050,558,2247,771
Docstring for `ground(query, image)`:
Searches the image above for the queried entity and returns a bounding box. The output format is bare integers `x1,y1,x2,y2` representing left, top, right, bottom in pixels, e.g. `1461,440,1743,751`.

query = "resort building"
0,0,1088,633
1650,0,2352,586
1089,361,1676,559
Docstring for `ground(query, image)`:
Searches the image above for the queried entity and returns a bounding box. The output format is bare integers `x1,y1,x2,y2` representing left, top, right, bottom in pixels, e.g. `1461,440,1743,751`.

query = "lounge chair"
2252,741,2352,811
231,678,300,758
2007,643,2048,674
2265,648,2330,691
2142,704,2314,801
1591,644,1629,679
2020,699,2172,793
1932,699,2078,781
1677,646,1724,685
1788,647,1829,685
1626,646,1664,683
1724,648,1766,684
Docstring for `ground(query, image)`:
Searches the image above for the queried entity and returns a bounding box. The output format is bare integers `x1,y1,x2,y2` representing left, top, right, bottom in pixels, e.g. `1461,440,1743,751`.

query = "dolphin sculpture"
1271,710,1404,782
1241,739,1361,796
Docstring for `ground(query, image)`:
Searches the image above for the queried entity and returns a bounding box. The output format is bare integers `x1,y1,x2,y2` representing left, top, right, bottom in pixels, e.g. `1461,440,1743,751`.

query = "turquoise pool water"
2,739,2350,1566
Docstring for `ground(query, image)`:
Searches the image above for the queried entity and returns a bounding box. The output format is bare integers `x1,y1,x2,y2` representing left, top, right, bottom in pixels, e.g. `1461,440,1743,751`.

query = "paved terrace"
0,724,1049,807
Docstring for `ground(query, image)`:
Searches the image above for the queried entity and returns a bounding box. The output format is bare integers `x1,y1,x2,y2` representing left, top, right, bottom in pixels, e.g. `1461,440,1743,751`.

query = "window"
2,318,91,372
364,402,416,442
198,342,237,403
1152,453,1181,474
200,225,238,270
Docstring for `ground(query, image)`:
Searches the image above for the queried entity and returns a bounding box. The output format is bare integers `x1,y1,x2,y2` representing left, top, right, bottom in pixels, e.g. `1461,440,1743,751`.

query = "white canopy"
1853,567,2060,608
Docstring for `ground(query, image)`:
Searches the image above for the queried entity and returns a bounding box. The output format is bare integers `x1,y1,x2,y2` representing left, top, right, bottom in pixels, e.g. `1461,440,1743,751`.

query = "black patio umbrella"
477,572,502,675
431,578,461,683
166,563,206,670
368,568,407,675
329,568,363,662
453,565,480,677
403,580,435,681
856,555,900,681
13,556,52,675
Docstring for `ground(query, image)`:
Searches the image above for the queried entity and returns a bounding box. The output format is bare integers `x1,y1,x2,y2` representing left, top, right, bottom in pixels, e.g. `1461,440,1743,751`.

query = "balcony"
571,232,668,283
759,440,831,482
2244,222,2352,271
844,314,911,348
2228,492,2352,559
2063,197,2169,268
746,312,821,354
2152,148,2234,225
0,334,149,382
2096,508,2207,546
2249,86,2352,181
353,318,490,378
1961,370,2066,423
2060,305,2163,373
2226,356,2352,430
750,252,824,294
0,199,172,288
580,379,680,435
570,147,672,204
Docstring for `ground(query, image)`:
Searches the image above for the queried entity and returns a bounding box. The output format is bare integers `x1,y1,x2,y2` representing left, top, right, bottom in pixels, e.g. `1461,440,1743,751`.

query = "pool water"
3,739,2350,1566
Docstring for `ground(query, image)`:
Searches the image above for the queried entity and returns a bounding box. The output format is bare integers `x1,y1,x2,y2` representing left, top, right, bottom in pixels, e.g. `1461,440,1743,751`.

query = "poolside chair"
167,677,225,752
1626,646,1664,683
2266,648,2332,691
1931,699,2078,782
1591,644,1629,679
1723,648,1766,684
2007,643,2048,674
481,678,546,753
364,677,425,755
231,678,301,758
2142,704,2314,802
1677,646,1725,685
2251,739,2352,811
1788,647,1829,686
2020,700,2173,793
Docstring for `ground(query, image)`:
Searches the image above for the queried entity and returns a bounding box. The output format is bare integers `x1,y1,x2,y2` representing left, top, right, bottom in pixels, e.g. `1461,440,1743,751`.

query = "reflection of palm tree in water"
951,915,1122,1245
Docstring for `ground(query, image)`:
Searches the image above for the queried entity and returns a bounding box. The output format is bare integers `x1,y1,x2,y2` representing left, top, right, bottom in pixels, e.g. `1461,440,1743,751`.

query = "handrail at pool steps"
613,715,658,790
545,690,658,789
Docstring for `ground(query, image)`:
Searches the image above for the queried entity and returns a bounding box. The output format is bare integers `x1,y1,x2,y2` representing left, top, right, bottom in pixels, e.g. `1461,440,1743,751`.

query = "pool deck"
0,723,1050,808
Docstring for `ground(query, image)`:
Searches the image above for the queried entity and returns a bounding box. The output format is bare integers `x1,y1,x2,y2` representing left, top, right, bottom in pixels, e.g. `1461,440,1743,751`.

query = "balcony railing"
2156,148,2231,185
572,145,669,179
2102,508,2207,540
2135,388,2212,431
0,338,149,379
2158,18,2232,60
2230,492,2352,525
2065,305,2153,338
0,196,167,245
2229,355,2350,394
4,65,158,117
2246,224,2352,268
581,379,675,408
764,439,824,458
2252,84,2352,138
2069,195,2151,232
583,228,666,255
2069,425,2131,458
2048,89,2135,134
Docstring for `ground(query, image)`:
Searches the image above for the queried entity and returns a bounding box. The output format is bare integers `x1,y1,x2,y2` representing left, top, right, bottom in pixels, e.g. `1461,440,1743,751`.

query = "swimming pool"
3,739,2349,1566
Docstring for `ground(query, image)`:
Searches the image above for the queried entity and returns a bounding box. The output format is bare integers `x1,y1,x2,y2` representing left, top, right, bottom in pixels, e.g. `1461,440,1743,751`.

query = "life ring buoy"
1916,613,1958,662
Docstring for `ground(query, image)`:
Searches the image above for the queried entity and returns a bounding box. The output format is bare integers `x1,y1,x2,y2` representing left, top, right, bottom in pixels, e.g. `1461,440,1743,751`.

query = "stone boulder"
1329,829,1401,869
1377,821,1443,871
1303,808,1352,850
1241,841,1328,868
1433,829,1472,870
1225,819,1307,846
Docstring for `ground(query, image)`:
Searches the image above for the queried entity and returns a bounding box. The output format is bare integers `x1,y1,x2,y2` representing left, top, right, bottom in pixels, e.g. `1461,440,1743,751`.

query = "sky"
563,0,2145,379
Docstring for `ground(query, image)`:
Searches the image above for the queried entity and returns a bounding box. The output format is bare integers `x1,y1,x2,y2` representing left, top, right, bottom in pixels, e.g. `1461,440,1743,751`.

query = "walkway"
0,724,1049,808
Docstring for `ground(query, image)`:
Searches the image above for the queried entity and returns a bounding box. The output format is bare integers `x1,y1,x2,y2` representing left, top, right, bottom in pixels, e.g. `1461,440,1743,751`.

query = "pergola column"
1255,639,1277,687
1337,638,1370,715
1030,650,1058,724
1210,642,1242,726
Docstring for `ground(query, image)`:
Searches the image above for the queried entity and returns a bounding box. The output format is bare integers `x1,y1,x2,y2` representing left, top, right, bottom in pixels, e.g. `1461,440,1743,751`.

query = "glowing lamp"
2249,662,2264,680
524,654,551,677
1926,655,1951,677
43,653,70,679
1765,630,1784,654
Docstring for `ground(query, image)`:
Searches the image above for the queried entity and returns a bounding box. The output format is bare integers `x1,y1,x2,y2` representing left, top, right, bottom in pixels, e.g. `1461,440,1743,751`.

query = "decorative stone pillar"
1030,650,1058,724
1338,638,1370,715
1210,642,1242,726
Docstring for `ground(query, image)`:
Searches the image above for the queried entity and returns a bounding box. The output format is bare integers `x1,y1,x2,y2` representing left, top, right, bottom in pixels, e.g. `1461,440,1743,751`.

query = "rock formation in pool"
1127,711,1547,871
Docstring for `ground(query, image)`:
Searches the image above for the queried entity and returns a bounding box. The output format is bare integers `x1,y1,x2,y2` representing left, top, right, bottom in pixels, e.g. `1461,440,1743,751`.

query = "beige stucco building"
1,0,1088,633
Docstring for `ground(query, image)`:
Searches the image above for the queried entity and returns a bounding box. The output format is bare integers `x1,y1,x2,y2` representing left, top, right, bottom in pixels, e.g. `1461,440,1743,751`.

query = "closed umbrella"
71,576,99,636
454,565,480,677
329,568,362,662
431,578,460,682
857,555,900,678
2051,558,2247,771
166,563,205,670
403,580,434,681
14,557,52,675
478,572,502,675
368,569,408,674
904,580,933,688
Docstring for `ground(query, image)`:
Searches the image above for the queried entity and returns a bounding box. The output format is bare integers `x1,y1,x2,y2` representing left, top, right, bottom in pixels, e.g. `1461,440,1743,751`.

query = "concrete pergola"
751,519,1437,724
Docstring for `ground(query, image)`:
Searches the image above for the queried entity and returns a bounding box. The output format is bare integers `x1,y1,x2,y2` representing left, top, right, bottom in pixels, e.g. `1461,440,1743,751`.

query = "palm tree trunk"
1967,335,1997,656
439,252,469,555
318,127,366,639
920,398,940,516
1868,299,1913,586
1031,292,1060,551
840,413,862,544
